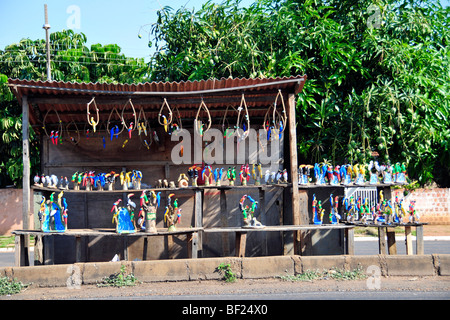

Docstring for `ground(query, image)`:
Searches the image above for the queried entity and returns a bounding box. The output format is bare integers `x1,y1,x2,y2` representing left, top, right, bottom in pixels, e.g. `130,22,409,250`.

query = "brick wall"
0,188,24,235
392,188,450,224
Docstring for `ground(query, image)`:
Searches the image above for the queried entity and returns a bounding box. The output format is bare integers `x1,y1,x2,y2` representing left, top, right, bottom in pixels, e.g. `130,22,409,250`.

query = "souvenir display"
38,191,68,233
312,194,324,225
394,162,407,184
239,164,250,186
368,161,381,185
213,168,224,186
164,194,181,231
178,173,189,188
314,163,327,185
188,165,199,187
329,194,340,225
111,194,136,234
138,190,159,233
251,163,263,186
381,164,393,184
298,164,313,185
239,194,264,228
408,200,419,223
227,167,236,186
202,164,213,186
105,172,120,190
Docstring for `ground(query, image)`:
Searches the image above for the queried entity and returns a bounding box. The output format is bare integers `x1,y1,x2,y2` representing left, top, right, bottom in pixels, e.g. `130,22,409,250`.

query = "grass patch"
0,236,15,248
279,266,367,282
216,263,237,282
97,265,140,287
0,277,29,296
354,226,416,237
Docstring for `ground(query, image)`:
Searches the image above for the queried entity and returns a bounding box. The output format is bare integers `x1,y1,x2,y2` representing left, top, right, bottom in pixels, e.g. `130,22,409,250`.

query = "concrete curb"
1,254,449,288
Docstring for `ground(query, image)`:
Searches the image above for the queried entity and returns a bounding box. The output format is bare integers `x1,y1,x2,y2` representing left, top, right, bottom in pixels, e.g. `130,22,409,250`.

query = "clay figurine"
111,194,136,234
239,194,264,228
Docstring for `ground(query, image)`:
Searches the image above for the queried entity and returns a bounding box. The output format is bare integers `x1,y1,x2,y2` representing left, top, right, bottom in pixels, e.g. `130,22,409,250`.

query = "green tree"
147,0,450,186
0,30,149,187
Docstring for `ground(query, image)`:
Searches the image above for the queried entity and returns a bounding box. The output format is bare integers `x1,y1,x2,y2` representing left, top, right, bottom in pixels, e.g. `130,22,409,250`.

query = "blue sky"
0,0,449,62
0,0,253,62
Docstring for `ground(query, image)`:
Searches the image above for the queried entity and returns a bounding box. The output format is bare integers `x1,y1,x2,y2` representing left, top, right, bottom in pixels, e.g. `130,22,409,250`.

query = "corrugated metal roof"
8,75,306,131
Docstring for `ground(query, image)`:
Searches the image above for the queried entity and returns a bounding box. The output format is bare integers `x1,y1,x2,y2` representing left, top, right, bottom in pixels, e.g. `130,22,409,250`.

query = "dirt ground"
1,275,449,300
423,224,450,236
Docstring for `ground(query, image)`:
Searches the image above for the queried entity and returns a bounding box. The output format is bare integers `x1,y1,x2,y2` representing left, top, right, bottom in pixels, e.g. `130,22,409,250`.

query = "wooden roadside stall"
8,75,355,266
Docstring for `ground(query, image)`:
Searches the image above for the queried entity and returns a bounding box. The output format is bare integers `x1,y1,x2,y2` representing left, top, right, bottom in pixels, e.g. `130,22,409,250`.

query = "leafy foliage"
0,30,149,187
148,0,450,186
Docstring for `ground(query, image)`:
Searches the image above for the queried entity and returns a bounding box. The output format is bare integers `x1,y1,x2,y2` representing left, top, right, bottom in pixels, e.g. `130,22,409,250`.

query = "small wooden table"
204,224,355,257
12,228,203,266
349,223,427,255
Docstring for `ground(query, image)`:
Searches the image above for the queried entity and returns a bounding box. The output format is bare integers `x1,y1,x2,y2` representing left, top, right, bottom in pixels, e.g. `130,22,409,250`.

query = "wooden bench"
12,228,203,266
349,223,427,255
204,224,355,257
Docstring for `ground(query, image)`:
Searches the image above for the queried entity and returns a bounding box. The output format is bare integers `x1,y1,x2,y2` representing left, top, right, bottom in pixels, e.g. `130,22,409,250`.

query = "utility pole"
43,4,51,81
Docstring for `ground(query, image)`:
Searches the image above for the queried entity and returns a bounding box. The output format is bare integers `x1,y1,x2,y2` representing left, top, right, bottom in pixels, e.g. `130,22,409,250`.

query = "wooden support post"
416,225,424,255
22,95,31,254
287,93,301,254
405,226,413,255
143,236,149,260
345,228,355,255
220,189,229,256
14,235,28,266
44,235,54,265
34,235,44,265
186,233,193,258
122,237,128,261
235,231,247,257
386,227,397,255
194,189,203,256
378,227,386,254
75,236,82,262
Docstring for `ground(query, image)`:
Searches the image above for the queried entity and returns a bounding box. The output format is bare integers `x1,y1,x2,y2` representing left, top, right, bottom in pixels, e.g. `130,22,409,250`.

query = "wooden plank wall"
37,125,288,263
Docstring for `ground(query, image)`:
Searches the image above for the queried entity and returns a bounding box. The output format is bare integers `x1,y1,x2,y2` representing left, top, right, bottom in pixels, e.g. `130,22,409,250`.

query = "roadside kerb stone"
132,259,189,282
8,264,71,287
1,254,449,288
344,255,380,272
384,255,435,276
81,261,129,285
186,257,242,280
299,255,347,273
432,254,450,276
242,256,294,279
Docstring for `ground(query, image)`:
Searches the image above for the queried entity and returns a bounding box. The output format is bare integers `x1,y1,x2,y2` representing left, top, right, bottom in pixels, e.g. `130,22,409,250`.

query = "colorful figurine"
40,191,68,233
213,168,224,186
111,194,136,234
139,190,158,233
329,194,341,224
239,194,263,228
298,164,313,185
312,194,324,225
368,161,381,184
249,163,261,186
239,164,250,186
164,194,180,231
408,200,419,223
227,167,236,186
188,166,199,187
178,173,189,188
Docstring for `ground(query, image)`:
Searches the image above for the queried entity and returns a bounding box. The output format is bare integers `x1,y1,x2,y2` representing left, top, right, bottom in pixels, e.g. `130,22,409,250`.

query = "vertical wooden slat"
22,95,30,231
345,228,355,255
386,227,397,255
235,232,247,257
378,227,386,254
405,226,413,255
416,225,424,255
220,189,229,256
287,93,301,254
